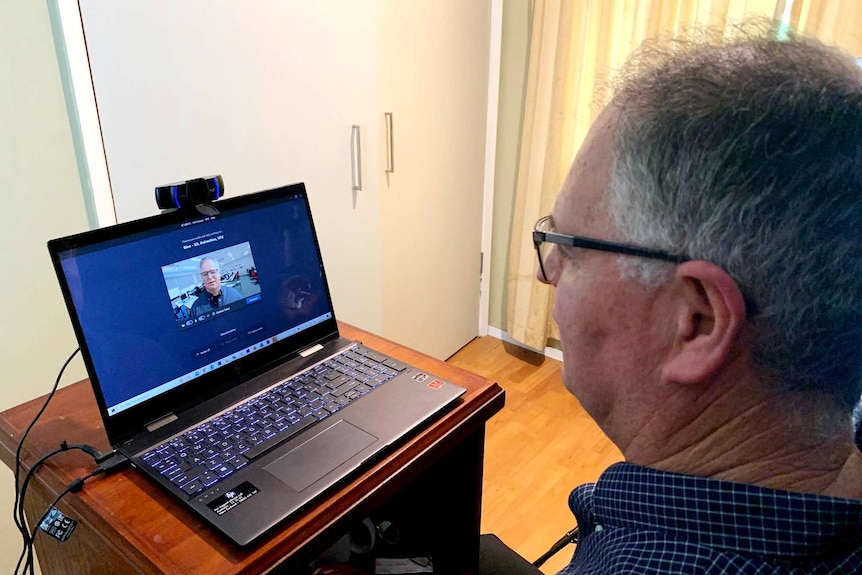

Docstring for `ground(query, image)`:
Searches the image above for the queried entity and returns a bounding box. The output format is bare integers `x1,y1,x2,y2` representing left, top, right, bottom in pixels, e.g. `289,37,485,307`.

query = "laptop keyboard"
139,346,407,496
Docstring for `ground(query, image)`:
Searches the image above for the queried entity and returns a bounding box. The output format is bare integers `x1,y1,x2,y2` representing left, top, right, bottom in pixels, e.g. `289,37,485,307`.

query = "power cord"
15,470,96,575
11,347,130,575
14,450,130,575
15,442,101,541
13,348,80,523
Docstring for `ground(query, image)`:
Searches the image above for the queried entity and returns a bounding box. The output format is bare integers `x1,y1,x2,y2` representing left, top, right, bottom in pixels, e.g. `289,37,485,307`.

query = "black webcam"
155,175,224,214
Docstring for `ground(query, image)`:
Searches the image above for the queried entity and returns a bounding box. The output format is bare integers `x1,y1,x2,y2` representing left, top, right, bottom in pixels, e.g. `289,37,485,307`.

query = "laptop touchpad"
264,420,377,492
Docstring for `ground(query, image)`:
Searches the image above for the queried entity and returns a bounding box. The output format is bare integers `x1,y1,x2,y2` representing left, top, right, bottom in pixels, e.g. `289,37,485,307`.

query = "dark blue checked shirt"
558,462,862,574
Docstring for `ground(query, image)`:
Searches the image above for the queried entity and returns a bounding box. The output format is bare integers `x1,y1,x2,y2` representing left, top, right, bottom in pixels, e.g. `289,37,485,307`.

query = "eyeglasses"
200,269,221,278
533,215,690,283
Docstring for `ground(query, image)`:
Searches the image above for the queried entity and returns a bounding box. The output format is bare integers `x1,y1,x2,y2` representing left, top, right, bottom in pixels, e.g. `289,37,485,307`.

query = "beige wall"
0,1,89,571
489,0,531,330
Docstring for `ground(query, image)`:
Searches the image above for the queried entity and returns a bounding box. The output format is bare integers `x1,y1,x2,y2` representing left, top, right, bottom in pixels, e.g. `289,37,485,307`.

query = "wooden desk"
0,323,504,574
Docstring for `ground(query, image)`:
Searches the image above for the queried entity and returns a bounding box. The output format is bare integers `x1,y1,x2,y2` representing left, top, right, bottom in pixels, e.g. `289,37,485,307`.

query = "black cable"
15,453,129,575
10,346,84,575
19,470,98,575
16,443,100,533
13,348,80,531
13,443,101,575
92,452,130,474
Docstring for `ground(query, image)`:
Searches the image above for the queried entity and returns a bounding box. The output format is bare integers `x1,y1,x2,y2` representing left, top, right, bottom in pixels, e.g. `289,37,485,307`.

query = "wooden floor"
447,336,622,574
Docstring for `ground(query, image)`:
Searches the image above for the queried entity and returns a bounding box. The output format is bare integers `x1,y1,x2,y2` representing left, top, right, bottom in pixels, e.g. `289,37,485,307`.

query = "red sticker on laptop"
427,380,445,390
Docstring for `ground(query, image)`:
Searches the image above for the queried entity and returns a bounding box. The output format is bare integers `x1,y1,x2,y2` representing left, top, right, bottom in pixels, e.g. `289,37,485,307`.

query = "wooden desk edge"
0,323,505,574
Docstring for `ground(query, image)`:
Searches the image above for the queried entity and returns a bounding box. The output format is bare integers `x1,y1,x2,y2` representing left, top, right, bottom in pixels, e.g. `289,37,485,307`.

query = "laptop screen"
50,183,338,433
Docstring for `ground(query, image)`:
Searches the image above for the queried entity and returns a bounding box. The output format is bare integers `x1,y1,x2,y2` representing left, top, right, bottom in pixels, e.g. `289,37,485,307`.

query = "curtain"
505,0,789,351
791,0,862,56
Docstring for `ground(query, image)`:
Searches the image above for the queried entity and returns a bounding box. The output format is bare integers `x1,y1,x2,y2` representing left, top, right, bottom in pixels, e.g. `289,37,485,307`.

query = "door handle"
384,112,394,174
351,125,362,191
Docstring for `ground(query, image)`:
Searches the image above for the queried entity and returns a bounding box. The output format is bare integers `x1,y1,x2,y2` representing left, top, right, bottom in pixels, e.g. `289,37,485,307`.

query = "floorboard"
447,336,623,574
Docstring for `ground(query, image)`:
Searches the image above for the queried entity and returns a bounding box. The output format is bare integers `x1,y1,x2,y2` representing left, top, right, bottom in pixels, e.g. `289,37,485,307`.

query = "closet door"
77,0,383,331
378,0,491,359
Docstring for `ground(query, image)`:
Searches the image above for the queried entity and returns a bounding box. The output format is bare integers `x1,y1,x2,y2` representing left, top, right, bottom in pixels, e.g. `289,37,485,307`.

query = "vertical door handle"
384,113,394,174
351,125,362,191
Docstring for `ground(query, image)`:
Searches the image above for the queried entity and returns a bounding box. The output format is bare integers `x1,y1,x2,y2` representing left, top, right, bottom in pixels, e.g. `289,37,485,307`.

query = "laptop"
48,182,465,546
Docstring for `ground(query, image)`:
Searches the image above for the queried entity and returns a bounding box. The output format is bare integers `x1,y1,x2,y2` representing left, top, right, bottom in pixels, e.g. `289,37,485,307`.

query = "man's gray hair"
606,23,862,412
200,256,220,270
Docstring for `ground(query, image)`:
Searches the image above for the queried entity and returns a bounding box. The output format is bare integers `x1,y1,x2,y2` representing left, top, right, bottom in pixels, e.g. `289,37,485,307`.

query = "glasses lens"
537,217,554,262
535,216,554,281
202,270,219,277
540,239,554,264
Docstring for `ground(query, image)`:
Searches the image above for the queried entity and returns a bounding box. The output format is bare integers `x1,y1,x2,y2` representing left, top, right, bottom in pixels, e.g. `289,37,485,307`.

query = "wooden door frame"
53,0,116,228
478,0,503,338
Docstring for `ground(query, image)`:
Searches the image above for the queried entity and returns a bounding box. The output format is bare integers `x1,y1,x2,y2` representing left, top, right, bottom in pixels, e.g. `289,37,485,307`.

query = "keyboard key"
140,347,407,497
383,358,408,371
243,415,318,460
313,409,329,420
180,465,207,482
182,480,203,495
364,350,387,363
326,375,349,390
213,464,232,478
227,455,249,470
332,380,359,397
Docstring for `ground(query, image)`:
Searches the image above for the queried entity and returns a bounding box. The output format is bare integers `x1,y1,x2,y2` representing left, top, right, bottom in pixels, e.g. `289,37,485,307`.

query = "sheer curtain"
506,0,800,351
791,0,862,55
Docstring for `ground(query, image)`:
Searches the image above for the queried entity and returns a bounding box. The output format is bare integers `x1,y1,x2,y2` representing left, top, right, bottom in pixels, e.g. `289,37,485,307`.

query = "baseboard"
486,326,564,362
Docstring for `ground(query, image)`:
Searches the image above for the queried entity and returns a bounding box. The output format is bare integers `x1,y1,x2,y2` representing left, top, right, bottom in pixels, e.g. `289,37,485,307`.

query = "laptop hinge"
145,413,178,432
299,343,324,357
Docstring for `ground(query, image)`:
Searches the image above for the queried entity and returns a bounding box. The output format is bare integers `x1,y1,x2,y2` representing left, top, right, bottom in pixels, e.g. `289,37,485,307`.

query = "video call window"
162,242,262,328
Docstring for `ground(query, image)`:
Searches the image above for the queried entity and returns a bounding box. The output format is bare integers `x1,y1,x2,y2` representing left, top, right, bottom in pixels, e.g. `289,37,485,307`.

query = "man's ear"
661,260,747,385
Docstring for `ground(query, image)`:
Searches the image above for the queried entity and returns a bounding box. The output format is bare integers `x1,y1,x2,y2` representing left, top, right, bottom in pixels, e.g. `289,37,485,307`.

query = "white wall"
75,1,384,335
0,1,90,571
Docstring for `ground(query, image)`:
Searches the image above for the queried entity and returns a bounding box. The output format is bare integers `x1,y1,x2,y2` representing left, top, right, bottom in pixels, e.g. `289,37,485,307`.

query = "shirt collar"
570,462,862,562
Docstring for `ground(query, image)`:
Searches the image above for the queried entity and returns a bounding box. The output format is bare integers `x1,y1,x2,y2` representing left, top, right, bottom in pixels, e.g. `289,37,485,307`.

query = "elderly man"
190,256,243,317
532,27,862,573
